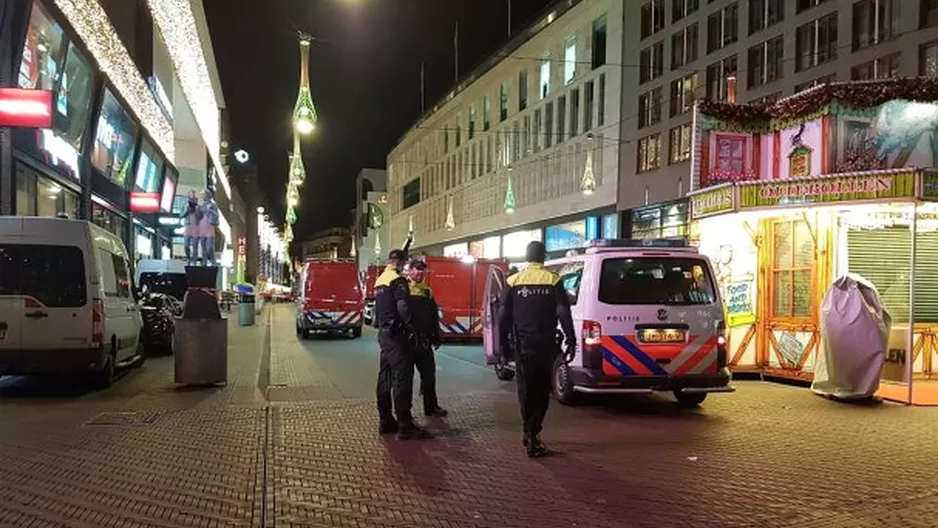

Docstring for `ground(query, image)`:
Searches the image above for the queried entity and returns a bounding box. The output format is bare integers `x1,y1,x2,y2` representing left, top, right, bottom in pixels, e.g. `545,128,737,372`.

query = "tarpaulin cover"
812,274,891,400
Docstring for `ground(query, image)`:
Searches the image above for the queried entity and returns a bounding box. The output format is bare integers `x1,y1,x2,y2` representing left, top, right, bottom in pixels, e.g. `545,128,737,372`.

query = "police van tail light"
92,298,104,348
716,320,727,368
583,320,602,347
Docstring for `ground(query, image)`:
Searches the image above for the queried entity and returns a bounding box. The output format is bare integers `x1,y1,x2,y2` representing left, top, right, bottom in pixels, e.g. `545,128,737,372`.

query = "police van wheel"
494,360,514,381
552,357,577,405
674,391,707,407
352,327,362,338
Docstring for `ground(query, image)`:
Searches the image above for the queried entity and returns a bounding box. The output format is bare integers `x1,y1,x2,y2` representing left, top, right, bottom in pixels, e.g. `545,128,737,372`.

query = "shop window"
18,2,67,91
771,219,813,318
134,139,163,193
92,201,127,243
15,163,80,218
54,43,95,152
92,88,139,187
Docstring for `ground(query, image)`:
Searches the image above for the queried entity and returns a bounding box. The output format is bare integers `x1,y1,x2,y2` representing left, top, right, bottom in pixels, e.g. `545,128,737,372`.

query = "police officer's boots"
522,433,548,458
398,422,433,440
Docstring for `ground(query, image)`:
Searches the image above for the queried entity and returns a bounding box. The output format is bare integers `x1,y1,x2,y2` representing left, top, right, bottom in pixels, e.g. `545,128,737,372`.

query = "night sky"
203,0,554,242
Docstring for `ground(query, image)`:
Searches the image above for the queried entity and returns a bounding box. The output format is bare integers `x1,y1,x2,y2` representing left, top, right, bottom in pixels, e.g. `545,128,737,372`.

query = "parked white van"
135,258,187,301
0,217,144,387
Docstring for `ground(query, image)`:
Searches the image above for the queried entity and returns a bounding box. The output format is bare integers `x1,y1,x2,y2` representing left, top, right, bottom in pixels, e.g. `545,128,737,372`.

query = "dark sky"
203,0,553,242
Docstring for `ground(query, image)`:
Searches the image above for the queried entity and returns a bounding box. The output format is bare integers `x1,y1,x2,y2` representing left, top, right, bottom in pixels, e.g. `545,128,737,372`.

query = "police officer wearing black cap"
404,259,447,418
374,249,431,440
497,241,576,457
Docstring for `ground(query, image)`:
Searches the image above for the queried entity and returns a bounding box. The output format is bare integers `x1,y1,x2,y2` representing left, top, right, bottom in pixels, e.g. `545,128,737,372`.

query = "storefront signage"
0,88,52,128
690,186,735,219
129,192,160,213
739,172,917,209
40,129,80,180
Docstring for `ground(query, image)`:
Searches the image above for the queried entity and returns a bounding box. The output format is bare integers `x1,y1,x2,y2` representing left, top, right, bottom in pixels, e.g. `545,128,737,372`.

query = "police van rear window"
598,257,716,306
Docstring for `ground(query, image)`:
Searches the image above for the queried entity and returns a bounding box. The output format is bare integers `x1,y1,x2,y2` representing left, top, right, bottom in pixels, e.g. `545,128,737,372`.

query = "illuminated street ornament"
504,169,516,214
293,36,318,135
234,149,249,163
581,135,597,195
287,184,299,207
284,223,294,243
289,135,306,185
374,232,381,255
350,238,357,258
444,195,455,231
286,205,297,225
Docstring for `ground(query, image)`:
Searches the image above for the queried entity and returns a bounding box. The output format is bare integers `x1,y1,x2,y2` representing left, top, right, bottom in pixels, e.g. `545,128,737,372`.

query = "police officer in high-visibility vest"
374,249,431,440
404,259,447,418
498,241,576,457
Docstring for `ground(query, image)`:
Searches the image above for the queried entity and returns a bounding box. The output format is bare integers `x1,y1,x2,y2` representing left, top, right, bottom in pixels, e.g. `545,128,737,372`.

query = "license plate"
315,318,332,325
638,329,686,343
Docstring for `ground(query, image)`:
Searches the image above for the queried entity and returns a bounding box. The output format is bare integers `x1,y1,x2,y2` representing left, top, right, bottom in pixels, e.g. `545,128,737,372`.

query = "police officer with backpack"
374,249,431,440
497,241,576,457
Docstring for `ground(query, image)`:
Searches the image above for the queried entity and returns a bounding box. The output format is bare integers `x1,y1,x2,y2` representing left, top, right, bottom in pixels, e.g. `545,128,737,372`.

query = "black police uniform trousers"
515,339,556,435
376,329,415,427
414,341,439,413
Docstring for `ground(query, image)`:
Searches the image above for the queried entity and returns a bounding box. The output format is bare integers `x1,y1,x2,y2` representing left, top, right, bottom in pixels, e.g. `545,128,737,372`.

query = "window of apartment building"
797,0,829,13
570,88,580,138
523,115,531,155
584,80,595,131
540,56,551,98
706,55,738,102
641,0,665,39
519,70,528,111
533,108,542,152
637,134,662,173
402,178,421,210
749,0,784,34
853,0,900,50
921,41,938,75
672,0,700,23
924,0,938,28
753,91,782,104
564,36,577,84
640,42,664,84
796,13,838,72
486,136,493,172
707,3,739,53
851,53,901,79
598,73,606,126
592,15,608,69
469,105,477,140
444,127,449,154
794,73,836,93
747,35,784,88
545,102,554,149
455,117,462,147
500,83,510,122
670,73,698,116
672,24,698,69
513,121,521,161
483,97,492,130
669,123,693,163
557,95,567,144
638,88,662,129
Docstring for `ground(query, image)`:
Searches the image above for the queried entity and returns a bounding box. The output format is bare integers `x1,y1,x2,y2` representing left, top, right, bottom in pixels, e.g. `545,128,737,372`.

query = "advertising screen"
134,139,163,193
160,167,176,213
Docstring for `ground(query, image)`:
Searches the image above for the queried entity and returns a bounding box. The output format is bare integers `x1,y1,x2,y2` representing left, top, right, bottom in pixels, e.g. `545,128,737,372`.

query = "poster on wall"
725,274,756,327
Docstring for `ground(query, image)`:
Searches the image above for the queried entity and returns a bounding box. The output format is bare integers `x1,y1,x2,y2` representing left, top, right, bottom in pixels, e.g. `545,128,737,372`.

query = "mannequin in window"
198,188,219,266
180,189,201,265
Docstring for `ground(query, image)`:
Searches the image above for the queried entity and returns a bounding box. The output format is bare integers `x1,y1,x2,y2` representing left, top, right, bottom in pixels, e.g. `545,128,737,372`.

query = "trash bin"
238,293,256,326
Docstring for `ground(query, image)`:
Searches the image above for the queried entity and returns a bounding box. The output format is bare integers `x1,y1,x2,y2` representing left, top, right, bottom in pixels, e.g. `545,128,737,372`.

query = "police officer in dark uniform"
374,249,431,440
404,259,448,418
497,241,576,457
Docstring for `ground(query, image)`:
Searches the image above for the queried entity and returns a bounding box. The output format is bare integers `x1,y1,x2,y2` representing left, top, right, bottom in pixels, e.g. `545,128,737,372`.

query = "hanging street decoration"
444,195,455,230
581,135,597,195
283,223,294,244
286,204,297,225
374,231,382,255
287,184,299,207
504,168,516,214
289,134,306,185
293,35,318,135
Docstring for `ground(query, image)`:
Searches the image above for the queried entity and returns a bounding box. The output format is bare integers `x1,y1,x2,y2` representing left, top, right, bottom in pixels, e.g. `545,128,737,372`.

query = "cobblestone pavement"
3,304,938,527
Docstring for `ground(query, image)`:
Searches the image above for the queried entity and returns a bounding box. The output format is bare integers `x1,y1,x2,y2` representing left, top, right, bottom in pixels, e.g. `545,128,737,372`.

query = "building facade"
621,0,938,235
386,0,624,265
350,168,388,273
0,0,242,286
301,228,352,260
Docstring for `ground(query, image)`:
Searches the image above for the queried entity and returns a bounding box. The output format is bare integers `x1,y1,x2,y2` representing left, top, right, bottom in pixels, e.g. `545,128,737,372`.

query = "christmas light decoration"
286,205,297,225
504,169,516,214
293,36,318,134
374,232,381,255
444,195,455,230
581,134,596,195
350,238,357,258
54,0,173,159
289,135,306,185
287,184,299,207
284,223,294,244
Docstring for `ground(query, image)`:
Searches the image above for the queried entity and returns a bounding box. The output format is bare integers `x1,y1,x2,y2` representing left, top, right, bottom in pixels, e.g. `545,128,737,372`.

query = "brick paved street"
3,304,938,527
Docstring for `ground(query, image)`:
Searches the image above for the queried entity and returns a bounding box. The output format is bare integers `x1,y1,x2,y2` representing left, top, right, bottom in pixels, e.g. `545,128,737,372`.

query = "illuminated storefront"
687,79,938,405
629,199,688,239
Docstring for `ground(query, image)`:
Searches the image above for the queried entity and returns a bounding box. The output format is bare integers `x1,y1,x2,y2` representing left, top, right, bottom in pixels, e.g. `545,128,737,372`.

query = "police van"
483,238,735,407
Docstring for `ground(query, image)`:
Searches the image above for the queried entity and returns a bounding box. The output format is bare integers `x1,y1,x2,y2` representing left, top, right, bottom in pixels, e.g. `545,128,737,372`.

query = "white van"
135,258,187,301
484,238,735,407
0,217,144,387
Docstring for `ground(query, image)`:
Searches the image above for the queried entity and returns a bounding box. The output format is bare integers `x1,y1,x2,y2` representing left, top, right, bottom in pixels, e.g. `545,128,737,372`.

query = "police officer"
374,249,431,440
497,241,575,457
404,259,448,418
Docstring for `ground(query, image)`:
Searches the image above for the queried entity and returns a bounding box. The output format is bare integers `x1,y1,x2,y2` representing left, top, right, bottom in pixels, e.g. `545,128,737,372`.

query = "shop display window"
134,139,163,193
14,163,79,219
18,2,66,91
771,218,813,318
160,168,177,213
92,88,139,186
92,201,127,244
53,43,95,151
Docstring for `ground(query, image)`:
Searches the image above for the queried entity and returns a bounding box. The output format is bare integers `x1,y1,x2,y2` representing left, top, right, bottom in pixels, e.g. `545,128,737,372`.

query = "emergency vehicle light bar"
588,237,690,248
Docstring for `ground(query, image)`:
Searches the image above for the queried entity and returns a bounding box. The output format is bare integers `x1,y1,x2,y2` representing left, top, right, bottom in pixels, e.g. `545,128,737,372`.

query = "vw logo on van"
656,309,668,321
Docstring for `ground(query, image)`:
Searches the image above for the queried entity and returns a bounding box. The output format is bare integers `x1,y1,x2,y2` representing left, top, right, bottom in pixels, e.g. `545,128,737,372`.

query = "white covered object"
812,274,891,400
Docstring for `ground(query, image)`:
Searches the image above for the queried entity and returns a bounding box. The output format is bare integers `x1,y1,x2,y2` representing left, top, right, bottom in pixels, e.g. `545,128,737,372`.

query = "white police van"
483,238,735,407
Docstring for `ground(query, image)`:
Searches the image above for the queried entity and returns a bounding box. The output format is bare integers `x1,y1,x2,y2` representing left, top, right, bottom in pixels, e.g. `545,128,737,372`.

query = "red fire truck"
423,256,509,342
362,264,382,325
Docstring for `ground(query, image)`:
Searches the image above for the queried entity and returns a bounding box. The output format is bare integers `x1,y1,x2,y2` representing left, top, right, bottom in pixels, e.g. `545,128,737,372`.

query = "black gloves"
563,341,577,364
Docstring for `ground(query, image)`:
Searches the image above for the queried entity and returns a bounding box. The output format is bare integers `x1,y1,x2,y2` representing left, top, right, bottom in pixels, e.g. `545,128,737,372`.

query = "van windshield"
0,244,87,307
139,272,188,301
599,257,716,306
